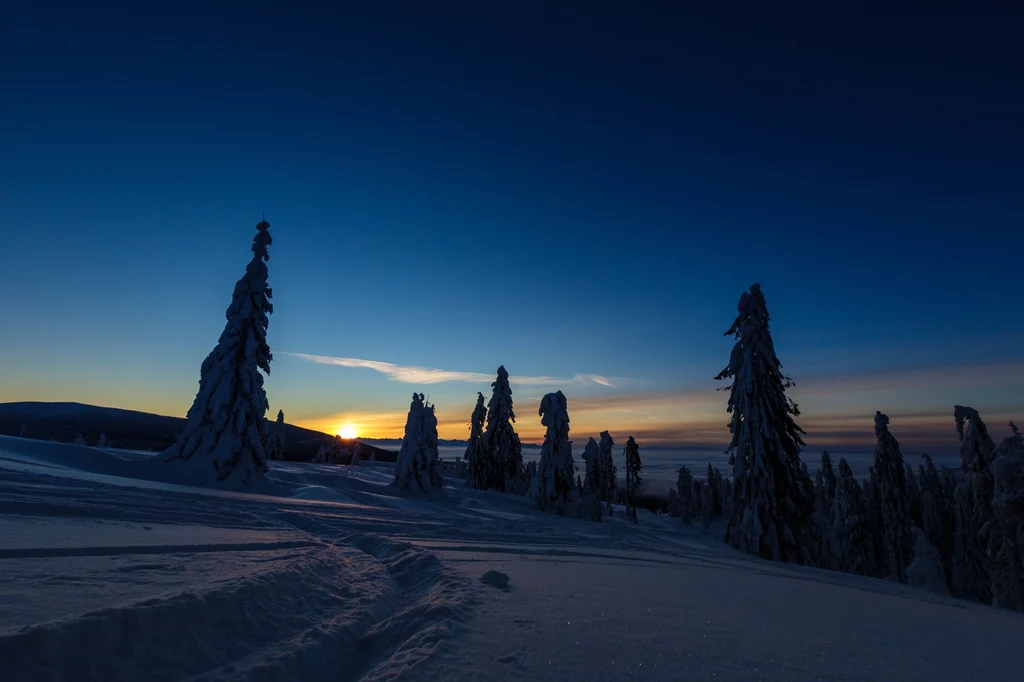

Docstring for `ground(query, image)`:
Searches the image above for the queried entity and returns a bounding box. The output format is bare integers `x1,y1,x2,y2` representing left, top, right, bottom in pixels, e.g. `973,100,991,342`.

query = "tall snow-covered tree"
483,366,523,492
919,454,955,585
273,410,286,460
989,424,1024,611
598,431,617,514
815,451,837,517
677,466,697,524
394,393,444,500
350,441,361,466
581,437,603,522
716,283,813,562
872,412,915,582
830,458,875,576
905,462,922,526
463,393,489,489
533,391,576,515
955,406,998,577
624,436,642,524
161,219,274,485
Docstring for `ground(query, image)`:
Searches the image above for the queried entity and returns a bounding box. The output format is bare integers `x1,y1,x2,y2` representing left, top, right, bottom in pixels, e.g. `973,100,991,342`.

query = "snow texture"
394,393,444,500
160,219,274,487
4,435,1024,681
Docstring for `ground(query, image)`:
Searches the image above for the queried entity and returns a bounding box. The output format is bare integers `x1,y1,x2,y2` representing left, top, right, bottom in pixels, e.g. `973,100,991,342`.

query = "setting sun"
337,424,359,439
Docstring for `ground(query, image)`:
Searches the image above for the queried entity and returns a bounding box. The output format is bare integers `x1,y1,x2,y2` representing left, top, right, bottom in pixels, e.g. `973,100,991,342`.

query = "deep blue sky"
2,2,1021,448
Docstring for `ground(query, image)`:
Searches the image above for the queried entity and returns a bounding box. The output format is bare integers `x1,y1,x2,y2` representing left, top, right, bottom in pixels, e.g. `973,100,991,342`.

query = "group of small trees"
464,366,526,493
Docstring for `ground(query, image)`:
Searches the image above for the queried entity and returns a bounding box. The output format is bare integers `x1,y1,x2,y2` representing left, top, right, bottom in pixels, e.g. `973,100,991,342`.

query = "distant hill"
0,402,397,462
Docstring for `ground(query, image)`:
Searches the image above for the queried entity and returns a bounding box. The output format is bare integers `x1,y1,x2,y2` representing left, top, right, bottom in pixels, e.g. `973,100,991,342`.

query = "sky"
1,2,1021,454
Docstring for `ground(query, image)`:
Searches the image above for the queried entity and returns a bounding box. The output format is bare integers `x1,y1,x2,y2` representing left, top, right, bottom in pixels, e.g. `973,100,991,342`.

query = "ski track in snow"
1,435,1022,681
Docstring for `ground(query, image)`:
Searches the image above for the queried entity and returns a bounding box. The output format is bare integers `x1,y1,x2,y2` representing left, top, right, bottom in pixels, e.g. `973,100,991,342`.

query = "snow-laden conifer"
598,431,617,514
830,458,875,576
716,283,812,562
273,410,286,460
624,436,642,524
484,366,522,492
533,391,576,515
677,466,696,524
872,412,915,582
955,406,998,579
815,451,837,517
989,424,1024,611
919,454,955,584
96,433,108,448
74,433,86,446
463,393,488,489
161,219,274,485
394,393,444,500
351,441,361,466
581,437,603,521
951,482,992,602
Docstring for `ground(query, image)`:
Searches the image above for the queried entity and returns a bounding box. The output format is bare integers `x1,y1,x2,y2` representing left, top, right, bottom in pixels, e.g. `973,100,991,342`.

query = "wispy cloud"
281,352,618,388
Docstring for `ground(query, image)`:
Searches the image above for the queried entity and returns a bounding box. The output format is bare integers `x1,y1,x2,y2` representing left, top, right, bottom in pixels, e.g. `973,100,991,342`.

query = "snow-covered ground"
1,435,1020,681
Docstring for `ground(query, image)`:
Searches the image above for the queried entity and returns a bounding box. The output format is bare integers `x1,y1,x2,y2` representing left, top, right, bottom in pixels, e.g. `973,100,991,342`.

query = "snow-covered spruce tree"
624,436,642,524
700,478,714,529
906,527,951,596
815,451,837,517
716,283,813,562
351,441,361,466
598,431,617,514
989,424,1024,611
463,393,489,489
677,466,696,524
830,458,875,576
955,406,998,576
862,472,886,578
668,487,680,517
74,433,86,446
533,391,576,515
484,366,523,492
161,219,274,485
581,437,603,521
872,412,915,582
393,393,444,500
273,410,286,460
707,464,723,516
96,432,108,448
312,444,330,464
905,462,922,527
952,481,992,603
919,454,955,585
720,476,733,520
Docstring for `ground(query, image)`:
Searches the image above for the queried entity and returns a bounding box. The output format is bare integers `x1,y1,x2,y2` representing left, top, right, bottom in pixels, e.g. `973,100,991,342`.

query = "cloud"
281,352,617,388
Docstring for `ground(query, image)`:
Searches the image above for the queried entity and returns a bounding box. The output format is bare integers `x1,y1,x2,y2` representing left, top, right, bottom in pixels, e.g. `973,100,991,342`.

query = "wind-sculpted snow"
3,435,1024,681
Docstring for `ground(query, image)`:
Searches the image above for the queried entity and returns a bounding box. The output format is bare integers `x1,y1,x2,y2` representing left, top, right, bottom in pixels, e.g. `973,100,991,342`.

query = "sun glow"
338,424,359,439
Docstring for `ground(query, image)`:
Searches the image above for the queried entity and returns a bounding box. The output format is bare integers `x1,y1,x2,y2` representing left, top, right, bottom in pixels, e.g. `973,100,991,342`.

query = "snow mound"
0,535,470,681
480,570,510,589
